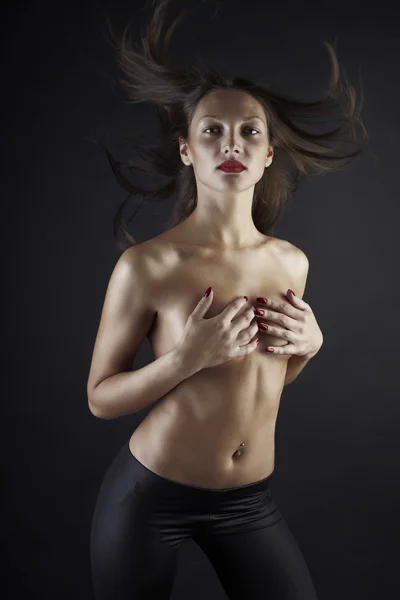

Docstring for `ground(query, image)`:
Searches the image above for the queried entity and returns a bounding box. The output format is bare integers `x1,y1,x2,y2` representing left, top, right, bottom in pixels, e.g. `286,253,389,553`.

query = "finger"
222,295,250,323
256,311,298,332
237,320,259,346
265,343,296,355
237,335,260,356
286,289,309,310
258,324,295,343
256,297,300,319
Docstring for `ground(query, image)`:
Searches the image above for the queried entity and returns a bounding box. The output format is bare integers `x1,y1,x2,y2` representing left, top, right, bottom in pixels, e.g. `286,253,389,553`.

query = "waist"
129,390,279,489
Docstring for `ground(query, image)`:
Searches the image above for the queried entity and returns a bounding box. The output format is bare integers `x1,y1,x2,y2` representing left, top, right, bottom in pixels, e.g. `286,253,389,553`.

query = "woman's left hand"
255,289,323,356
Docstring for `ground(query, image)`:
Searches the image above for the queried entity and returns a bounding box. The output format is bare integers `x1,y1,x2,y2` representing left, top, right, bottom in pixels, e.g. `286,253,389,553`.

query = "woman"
87,1,369,598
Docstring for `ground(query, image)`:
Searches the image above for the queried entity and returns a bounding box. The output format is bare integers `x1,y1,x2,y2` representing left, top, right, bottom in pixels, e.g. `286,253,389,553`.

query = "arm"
87,246,197,420
284,349,318,386
89,349,196,419
283,247,322,386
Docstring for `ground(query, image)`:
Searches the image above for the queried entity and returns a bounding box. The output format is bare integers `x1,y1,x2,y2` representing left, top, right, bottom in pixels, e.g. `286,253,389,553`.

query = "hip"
94,440,282,542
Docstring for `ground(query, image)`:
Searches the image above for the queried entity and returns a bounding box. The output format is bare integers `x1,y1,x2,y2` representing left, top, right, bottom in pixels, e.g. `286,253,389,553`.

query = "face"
179,89,274,194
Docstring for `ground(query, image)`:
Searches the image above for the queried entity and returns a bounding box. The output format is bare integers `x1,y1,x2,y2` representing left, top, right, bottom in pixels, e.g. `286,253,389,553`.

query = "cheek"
192,144,216,168
197,139,215,152
253,161,267,181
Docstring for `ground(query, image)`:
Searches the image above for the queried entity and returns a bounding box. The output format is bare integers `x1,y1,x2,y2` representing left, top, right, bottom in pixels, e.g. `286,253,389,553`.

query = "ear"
179,136,191,166
265,145,274,168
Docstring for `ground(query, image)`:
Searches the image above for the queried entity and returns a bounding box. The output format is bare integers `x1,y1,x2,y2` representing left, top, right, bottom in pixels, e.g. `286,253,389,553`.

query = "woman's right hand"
174,287,260,374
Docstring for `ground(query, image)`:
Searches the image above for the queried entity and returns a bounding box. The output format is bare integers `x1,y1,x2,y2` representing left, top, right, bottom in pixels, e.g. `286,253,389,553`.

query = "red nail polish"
266,348,274,353
288,289,295,296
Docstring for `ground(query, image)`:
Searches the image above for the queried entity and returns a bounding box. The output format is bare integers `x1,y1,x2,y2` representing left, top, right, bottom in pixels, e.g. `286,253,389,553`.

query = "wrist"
171,346,201,378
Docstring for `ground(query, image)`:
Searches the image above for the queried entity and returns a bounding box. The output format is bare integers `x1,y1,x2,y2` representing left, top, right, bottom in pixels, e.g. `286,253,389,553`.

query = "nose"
222,134,242,155
222,139,242,154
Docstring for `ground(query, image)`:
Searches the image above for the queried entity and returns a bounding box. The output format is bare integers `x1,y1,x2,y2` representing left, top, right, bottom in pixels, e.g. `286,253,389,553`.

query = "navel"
232,442,245,458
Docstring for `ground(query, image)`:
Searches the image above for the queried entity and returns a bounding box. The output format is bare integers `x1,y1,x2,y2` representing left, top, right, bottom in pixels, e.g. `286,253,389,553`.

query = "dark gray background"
2,0,399,598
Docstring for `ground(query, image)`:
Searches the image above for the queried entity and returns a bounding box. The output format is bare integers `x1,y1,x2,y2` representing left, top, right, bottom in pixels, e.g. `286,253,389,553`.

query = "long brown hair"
91,0,370,250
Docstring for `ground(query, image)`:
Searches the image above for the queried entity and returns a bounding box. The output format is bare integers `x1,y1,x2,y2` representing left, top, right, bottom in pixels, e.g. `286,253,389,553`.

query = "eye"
203,126,259,135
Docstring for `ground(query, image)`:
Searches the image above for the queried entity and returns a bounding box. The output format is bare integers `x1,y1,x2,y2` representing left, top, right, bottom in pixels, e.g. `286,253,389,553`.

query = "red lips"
217,160,246,172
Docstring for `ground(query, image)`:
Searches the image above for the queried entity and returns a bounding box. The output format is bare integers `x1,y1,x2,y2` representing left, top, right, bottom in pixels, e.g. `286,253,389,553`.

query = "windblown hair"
93,0,370,250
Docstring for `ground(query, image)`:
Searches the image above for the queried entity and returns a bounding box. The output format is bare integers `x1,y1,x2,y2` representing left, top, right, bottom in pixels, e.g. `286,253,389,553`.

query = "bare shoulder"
272,238,309,298
112,243,155,304
121,235,176,299
118,243,148,276
122,234,170,266
271,237,307,263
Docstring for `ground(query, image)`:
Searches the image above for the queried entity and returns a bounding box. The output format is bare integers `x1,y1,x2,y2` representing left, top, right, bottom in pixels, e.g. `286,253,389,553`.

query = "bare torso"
129,224,298,489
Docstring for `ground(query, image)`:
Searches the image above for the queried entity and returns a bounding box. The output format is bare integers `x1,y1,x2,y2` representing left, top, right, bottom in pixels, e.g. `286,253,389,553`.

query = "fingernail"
288,289,295,296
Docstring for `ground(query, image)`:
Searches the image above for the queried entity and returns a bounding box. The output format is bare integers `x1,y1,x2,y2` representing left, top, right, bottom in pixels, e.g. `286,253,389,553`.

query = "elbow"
88,400,108,419
88,401,115,420
87,386,110,420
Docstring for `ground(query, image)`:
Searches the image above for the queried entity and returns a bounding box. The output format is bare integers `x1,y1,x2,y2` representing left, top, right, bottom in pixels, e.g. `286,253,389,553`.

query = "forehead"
193,90,266,124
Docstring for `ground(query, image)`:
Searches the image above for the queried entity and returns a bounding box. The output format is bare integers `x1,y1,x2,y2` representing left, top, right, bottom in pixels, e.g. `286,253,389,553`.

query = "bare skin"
127,89,303,488
128,223,301,489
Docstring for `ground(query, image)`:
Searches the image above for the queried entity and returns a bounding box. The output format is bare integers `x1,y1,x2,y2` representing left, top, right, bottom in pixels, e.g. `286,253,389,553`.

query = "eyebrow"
198,115,265,124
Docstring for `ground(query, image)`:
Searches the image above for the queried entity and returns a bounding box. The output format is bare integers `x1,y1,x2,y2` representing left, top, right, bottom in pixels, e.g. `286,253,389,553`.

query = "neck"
178,193,263,250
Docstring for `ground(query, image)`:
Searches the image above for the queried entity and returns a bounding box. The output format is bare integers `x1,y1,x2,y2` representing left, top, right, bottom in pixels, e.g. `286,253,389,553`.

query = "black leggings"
90,441,319,600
